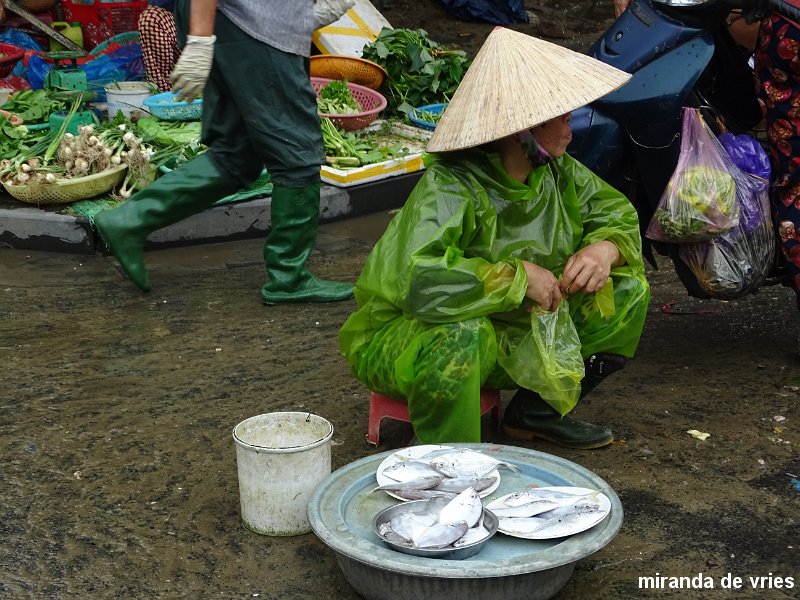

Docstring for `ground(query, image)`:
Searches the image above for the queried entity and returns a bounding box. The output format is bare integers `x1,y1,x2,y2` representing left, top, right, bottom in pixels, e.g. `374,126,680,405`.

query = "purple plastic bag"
718,132,771,183
718,131,771,233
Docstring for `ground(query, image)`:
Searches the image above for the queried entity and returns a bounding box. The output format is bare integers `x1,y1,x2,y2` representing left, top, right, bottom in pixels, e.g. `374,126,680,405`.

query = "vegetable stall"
0,22,468,219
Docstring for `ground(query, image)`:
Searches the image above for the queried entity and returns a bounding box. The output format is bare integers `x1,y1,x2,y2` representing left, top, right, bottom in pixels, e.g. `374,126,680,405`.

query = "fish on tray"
376,446,514,500
378,487,492,549
428,448,520,479
497,500,602,536
501,487,600,506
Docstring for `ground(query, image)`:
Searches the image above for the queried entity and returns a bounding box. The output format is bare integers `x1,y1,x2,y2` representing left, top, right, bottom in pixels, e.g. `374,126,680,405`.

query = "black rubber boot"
581,353,628,399
503,389,614,449
503,354,627,449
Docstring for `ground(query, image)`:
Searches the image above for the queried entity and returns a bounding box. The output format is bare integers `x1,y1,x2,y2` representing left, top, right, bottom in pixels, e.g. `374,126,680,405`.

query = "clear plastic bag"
496,301,584,416
678,166,775,300
646,108,740,243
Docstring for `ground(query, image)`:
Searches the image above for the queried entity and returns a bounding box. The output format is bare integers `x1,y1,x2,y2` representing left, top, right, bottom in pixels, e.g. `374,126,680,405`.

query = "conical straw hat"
427,27,631,153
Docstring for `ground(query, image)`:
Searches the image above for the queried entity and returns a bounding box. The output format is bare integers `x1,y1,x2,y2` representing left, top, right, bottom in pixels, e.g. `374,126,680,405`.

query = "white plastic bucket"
232,412,333,536
105,82,152,119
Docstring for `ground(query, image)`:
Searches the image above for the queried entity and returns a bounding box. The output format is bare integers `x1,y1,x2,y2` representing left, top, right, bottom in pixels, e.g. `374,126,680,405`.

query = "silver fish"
502,488,598,507
378,522,412,546
499,500,603,535
452,524,491,547
438,487,483,528
372,475,444,493
430,450,518,479
394,489,458,501
389,512,439,542
486,499,559,518
413,520,470,548
433,476,496,494
382,460,442,482
415,447,464,461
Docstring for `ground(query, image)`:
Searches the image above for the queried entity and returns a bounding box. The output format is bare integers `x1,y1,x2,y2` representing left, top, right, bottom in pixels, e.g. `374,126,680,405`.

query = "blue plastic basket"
143,92,202,121
408,103,447,131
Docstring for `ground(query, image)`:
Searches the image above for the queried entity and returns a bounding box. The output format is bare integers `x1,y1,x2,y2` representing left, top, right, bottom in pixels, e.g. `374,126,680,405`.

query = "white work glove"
170,35,216,103
313,0,355,30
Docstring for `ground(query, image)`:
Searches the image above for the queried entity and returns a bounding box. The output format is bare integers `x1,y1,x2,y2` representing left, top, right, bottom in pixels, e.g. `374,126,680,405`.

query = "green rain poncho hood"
340,148,649,441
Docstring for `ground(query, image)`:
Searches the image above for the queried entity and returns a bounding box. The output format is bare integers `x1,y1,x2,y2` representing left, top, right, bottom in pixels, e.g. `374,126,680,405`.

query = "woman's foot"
502,388,613,449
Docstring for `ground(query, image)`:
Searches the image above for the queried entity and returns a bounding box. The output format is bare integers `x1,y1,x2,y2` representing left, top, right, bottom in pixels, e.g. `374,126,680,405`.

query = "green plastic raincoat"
339,148,650,443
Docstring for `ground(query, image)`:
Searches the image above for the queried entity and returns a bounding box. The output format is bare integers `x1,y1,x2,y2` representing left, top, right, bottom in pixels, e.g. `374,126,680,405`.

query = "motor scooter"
568,0,800,299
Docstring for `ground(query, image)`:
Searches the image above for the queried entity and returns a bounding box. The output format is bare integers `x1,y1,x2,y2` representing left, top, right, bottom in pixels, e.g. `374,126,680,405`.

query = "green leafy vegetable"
413,108,442,124
653,165,738,241
1,89,67,124
320,116,413,168
317,80,360,115
361,28,470,116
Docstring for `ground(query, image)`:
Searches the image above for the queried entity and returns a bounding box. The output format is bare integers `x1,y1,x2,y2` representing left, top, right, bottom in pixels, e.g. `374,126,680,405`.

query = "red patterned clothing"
754,13,800,308
138,5,179,92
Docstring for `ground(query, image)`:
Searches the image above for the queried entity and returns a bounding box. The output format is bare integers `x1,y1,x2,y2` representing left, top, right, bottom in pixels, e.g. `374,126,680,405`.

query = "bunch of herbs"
361,27,470,116
317,80,360,115
321,117,414,168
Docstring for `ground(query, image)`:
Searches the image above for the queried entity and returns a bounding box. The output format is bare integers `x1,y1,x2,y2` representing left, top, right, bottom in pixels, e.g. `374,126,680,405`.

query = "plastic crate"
62,0,147,50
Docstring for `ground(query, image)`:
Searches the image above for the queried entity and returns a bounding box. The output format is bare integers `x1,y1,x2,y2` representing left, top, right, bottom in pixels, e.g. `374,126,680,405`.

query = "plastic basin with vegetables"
409,103,447,131
312,77,387,132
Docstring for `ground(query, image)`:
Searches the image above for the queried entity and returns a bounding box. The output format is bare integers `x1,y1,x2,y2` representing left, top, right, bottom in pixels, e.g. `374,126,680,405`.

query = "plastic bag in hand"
646,108,740,243
496,301,584,416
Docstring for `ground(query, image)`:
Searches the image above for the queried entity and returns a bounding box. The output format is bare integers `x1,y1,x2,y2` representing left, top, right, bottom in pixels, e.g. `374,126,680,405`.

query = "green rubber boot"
260,183,353,304
503,388,614,449
94,154,238,291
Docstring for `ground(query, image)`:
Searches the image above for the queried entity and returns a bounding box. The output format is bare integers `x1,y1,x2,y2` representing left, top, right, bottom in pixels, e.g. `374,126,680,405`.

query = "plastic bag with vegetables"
678,150,775,300
646,108,740,243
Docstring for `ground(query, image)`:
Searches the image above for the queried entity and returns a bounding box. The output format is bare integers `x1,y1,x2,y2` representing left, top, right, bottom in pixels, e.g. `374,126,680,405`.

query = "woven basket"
312,77,387,132
0,43,25,79
3,165,128,205
143,92,202,121
310,55,388,91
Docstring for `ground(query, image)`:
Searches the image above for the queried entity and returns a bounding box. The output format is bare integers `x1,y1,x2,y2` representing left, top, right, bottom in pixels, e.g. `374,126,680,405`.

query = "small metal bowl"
373,499,499,560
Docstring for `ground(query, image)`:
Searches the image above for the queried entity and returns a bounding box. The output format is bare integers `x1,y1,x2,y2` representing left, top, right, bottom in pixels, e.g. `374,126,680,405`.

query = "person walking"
95,0,354,304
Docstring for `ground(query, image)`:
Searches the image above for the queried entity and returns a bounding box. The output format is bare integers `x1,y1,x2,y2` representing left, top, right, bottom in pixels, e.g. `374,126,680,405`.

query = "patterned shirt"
218,0,315,57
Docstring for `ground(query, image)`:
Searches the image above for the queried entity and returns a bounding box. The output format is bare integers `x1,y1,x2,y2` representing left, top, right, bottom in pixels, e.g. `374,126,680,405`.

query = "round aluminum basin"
307,443,623,600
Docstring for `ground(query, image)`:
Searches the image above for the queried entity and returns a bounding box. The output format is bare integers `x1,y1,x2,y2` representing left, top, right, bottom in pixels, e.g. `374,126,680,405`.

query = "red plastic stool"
366,389,502,446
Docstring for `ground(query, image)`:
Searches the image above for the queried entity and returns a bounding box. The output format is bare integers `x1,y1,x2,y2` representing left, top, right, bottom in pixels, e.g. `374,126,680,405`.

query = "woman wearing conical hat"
339,28,650,448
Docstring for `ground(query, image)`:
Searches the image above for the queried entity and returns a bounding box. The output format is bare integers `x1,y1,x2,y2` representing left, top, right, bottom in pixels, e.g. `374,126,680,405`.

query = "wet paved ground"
2,211,799,599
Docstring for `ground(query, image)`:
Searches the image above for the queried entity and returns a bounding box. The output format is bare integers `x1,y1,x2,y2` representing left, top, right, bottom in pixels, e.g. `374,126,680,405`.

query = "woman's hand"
522,261,563,311
614,0,631,18
560,241,622,295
